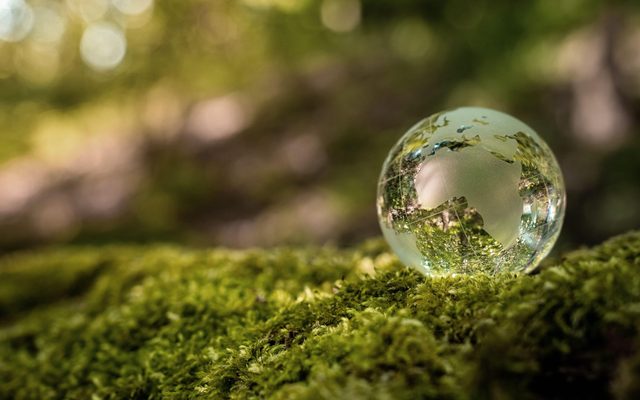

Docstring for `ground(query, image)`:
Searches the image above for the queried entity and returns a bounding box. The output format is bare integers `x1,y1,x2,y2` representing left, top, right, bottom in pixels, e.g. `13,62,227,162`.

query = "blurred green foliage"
0,0,639,249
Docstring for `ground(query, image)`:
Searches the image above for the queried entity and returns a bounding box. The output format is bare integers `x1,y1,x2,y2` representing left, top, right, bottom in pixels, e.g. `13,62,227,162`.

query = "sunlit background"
0,0,639,251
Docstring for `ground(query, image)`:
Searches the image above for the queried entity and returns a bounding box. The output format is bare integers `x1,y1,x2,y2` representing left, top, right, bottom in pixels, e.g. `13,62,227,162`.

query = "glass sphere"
377,107,566,275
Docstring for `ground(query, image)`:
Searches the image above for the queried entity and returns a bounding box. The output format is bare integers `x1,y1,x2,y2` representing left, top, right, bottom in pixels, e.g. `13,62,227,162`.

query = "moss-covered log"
1,232,640,399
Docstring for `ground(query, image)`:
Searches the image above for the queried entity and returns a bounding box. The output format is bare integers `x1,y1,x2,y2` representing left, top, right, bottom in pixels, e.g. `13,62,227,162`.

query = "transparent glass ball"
377,107,566,275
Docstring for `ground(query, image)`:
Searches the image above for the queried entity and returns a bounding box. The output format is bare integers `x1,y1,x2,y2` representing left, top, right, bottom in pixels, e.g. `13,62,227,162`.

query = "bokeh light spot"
65,0,109,23
112,0,153,16
80,22,127,71
390,19,433,60
321,0,361,33
0,0,34,42
30,5,67,44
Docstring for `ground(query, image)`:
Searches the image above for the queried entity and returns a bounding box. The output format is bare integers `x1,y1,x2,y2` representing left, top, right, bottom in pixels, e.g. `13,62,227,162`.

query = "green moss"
1,232,640,399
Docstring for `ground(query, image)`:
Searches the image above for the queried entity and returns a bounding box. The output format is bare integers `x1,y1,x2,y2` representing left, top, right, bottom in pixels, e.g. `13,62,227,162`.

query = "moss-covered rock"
1,232,640,399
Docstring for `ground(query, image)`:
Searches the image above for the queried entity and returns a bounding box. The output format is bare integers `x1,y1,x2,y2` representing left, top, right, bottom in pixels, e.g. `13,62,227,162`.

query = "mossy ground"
1,232,640,399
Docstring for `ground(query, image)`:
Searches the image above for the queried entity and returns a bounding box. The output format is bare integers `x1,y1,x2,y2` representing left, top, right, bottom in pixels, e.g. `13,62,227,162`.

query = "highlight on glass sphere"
377,107,566,275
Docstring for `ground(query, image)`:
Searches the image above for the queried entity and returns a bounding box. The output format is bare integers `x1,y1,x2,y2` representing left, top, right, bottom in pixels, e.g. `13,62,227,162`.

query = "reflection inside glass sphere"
377,107,566,275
